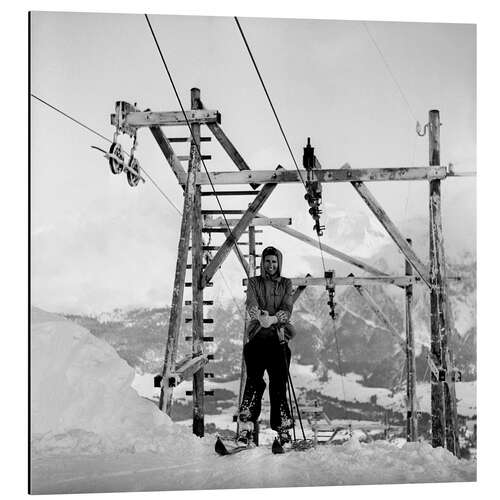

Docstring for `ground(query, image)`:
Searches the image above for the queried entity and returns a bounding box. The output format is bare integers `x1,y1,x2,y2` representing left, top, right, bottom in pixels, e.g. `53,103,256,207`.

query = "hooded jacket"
246,246,295,342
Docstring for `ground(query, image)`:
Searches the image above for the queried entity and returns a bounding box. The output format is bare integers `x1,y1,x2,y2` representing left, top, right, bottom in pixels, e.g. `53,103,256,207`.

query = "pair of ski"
215,435,288,455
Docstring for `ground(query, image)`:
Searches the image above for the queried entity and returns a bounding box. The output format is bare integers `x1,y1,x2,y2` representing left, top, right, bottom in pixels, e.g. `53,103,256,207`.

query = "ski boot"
237,420,255,446
272,430,292,454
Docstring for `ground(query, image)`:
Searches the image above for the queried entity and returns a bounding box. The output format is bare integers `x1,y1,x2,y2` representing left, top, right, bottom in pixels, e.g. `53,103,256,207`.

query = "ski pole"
280,342,307,441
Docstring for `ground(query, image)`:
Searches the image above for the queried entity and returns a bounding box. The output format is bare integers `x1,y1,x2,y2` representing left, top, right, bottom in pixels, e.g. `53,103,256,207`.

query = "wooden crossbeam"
243,275,424,287
342,164,431,287
112,109,221,128
173,354,209,385
354,284,404,348
167,137,211,142
258,212,387,277
201,190,260,196
150,126,186,182
201,172,280,287
183,166,448,186
204,216,291,227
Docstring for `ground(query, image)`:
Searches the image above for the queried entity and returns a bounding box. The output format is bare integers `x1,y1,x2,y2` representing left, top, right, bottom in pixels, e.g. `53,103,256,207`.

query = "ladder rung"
185,282,213,287
201,190,260,196
184,318,214,324
186,390,214,396
185,300,214,306
178,155,212,161
184,336,214,341
167,137,211,142
201,210,245,215
189,246,219,251
201,228,263,234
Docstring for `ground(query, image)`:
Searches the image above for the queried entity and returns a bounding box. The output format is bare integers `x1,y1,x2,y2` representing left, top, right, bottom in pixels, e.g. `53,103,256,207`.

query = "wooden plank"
201,190,260,196
201,210,246,215
345,164,430,287
353,284,405,348
167,137,211,142
174,354,209,384
243,275,423,287
204,216,291,228
292,273,311,304
201,177,280,287
207,122,251,171
112,109,221,128
185,166,448,186
159,135,198,414
259,212,388,277
150,126,186,182
190,88,205,438
205,121,260,190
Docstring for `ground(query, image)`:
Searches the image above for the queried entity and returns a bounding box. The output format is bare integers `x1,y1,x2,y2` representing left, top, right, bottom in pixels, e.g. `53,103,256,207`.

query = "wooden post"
405,238,418,441
158,117,199,414
191,88,205,437
236,225,257,439
428,110,459,454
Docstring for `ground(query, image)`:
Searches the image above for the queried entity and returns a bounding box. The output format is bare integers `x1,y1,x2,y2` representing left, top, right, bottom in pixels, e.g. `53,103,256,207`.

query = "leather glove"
276,310,288,324
248,306,260,321
259,310,278,329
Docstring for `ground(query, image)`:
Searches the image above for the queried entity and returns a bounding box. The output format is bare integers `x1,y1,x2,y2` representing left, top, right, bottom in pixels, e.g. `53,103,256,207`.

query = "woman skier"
237,245,296,447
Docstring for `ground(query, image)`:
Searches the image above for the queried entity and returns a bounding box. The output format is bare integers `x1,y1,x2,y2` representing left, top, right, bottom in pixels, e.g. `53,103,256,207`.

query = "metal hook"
416,121,428,137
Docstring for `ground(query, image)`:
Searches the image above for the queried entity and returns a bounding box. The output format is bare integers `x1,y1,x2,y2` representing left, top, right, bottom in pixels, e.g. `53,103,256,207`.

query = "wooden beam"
150,126,186,182
236,225,257,438
184,166,448,186
190,89,205,438
243,275,424,287
173,354,209,385
201,172,280,287
292,273,311,304
112,109,220,128
159,129,198,414
353,284,405,348
428,110,459,455
258,212,388,277
405,238,418,442
200,100,259,189
343,164,430,287
204,216,291,228
201,190,260,196
207,122,251,171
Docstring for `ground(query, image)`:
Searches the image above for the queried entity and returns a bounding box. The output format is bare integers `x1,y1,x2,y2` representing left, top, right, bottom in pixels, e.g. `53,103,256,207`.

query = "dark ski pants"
238,329,293,432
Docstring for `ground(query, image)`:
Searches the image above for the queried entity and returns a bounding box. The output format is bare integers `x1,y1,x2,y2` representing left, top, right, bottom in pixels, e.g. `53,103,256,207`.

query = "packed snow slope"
30,308,475,494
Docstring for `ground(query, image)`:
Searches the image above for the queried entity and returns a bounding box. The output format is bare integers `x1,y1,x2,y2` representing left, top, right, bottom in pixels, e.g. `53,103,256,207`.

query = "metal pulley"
126,156,141,187
324,270,337,321
303,138,325,236
108,141,124,174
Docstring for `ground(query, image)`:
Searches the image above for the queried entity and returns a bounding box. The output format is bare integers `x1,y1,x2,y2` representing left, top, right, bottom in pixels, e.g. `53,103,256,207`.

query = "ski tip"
272,437,285,454
215,436,230,456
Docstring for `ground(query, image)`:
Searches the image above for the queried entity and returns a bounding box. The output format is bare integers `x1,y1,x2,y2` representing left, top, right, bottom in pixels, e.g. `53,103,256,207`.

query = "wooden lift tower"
107,89,474,456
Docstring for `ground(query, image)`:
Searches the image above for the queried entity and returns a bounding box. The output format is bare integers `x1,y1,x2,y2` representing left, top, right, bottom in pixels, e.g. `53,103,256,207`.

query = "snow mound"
30,307,206,457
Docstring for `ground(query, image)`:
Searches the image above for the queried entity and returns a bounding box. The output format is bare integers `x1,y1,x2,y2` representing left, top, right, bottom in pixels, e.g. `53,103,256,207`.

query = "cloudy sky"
30,11,476,314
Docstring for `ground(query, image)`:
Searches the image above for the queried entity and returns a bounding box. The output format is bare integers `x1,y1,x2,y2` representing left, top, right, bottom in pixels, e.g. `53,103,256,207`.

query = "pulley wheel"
108,142,124,174
126,157,141,187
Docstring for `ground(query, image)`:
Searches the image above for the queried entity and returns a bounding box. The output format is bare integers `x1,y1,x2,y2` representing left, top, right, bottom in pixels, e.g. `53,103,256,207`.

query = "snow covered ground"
30,309,476,494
